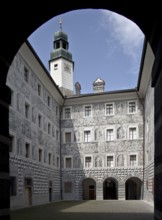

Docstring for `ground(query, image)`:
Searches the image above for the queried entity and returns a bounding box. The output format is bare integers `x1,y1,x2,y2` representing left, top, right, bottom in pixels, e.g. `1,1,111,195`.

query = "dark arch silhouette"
126,177,142,200
103,177,118,200
1,2,162,220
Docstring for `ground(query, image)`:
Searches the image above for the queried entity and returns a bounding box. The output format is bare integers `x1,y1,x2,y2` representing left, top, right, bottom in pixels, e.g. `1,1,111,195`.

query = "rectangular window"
65,108,71,119
48,123,51,135
106,129,114,141
48,153,51,165
84,106,91,117
128,101,136,113
10,176,17,196
25,143,30,158
65,132,71,143
130,155,137,166
106,103,114,115
107,156,114,167
38,83,41,96
65,157,72,168
56,130,59,141
38,114,42,128
57,156,60,168
39,149,42,162
84,131,91,142
129,127,137,140
25,102,30,119
85,156,92,168
64,182,72,193
24,67,29,83
47,96,51,107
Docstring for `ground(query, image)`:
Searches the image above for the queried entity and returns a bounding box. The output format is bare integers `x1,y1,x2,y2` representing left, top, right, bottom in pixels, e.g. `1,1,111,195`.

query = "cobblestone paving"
11,200,154,220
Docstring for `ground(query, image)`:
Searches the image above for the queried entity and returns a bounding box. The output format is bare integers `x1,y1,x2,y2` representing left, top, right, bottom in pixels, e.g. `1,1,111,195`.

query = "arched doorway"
103,178,118,200
126,177,142,200
82,178,96,200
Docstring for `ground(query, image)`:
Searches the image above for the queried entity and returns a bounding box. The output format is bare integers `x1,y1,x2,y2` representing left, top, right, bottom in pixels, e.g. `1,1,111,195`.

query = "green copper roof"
50,48,72,61
54,31,68,41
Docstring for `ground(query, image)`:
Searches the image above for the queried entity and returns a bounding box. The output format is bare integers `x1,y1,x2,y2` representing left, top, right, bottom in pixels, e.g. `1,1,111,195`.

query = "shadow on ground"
11,200,154,220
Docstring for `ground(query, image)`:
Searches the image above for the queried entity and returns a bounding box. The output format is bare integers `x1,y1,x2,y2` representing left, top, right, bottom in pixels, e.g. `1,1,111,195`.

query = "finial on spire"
59,17,62,30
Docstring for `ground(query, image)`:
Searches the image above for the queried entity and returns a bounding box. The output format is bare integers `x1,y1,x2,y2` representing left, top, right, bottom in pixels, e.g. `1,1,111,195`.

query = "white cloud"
100,10,144,61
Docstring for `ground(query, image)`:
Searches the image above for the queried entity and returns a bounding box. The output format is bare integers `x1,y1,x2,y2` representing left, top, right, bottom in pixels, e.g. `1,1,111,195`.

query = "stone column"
96,181,103,200
118,182,125,200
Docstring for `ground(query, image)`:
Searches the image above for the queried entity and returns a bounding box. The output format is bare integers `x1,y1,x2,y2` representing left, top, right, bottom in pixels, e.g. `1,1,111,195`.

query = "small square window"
106,129,114,141
65,132,71,143
128,101,136,114
130,155,137,166
85,156,92,168
64,108,71,119
65,157,72,168
84,131,91,142
84,106,91,117
129,127,137,140
105,103,114,115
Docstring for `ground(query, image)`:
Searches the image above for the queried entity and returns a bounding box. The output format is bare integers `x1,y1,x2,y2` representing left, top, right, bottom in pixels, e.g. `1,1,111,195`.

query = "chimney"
93,77,105,93
75,82,81,95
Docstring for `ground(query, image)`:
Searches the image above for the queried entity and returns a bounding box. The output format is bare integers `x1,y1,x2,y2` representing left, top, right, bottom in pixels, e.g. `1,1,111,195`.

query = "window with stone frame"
65,157,72,168
38,114,42,128
65,132,71,143
10,176,17,196
84,130,91,142
129,127,137,140
64,107,71,119
84,105,92,117
37,83,42,96
107,156,114,167
25,142,30,158
128,101,136,114
48,153,51,165
64,181,72,193
38,149,42,162
130,155,137,166
25,102,30,119
24,66,29,83
106,129,114,141
85,156,92,168
105,103,114,115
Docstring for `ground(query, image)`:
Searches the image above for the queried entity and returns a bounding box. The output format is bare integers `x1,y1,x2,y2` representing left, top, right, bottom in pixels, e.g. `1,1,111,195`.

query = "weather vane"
59,17,62,30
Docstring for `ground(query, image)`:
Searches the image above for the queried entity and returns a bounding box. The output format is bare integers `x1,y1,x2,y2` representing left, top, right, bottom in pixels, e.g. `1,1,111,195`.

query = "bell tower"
49,18,74,96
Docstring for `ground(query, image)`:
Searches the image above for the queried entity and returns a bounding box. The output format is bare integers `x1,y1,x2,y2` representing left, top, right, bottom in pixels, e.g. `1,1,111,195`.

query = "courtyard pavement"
11,200,154,220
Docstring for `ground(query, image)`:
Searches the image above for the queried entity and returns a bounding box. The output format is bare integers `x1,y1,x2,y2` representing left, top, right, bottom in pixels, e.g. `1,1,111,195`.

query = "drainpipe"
136,91,145,200
59,98,65,200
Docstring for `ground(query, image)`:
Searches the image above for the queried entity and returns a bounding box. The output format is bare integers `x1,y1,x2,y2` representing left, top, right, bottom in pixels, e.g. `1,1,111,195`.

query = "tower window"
63,42,66,49
55,42,60,49
54,64,58,70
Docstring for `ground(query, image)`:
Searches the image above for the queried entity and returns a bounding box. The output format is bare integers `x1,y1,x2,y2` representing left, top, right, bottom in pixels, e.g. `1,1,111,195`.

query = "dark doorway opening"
103,178,118,200
126,177,142,200
82,178,96,200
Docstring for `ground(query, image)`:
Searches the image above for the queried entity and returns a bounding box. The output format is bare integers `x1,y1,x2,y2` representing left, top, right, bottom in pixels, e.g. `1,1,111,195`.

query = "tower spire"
59,17,62,30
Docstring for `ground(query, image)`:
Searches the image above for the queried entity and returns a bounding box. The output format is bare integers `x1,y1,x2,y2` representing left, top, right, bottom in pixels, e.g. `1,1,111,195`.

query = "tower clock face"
64,62,71,73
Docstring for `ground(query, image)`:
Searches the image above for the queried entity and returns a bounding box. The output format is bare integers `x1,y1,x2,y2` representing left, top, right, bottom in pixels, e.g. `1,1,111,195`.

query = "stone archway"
103,178,118,200
125,177,142,200
82,178,96,200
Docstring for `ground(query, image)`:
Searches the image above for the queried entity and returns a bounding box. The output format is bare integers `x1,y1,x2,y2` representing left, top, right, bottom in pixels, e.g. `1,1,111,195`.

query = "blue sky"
28,9,144,94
